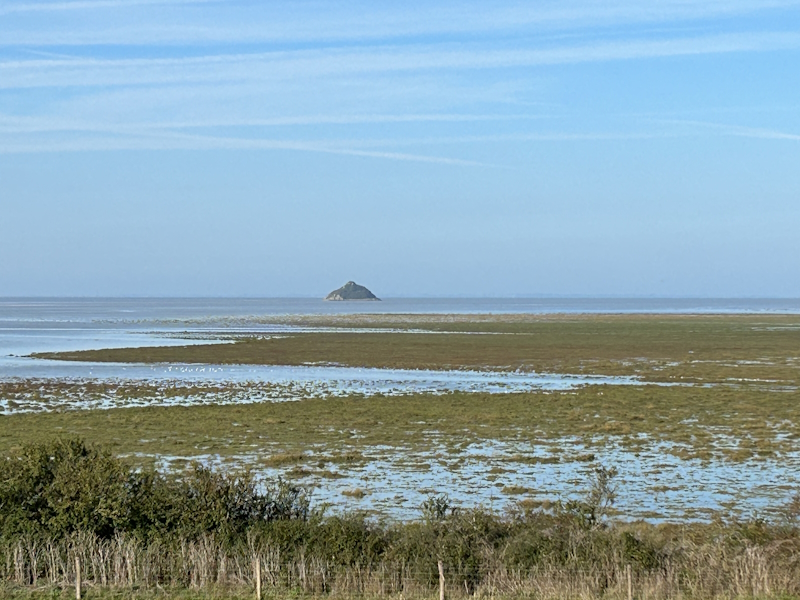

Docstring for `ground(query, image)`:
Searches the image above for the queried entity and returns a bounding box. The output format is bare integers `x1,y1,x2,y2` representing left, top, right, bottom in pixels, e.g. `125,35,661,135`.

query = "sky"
1,0,799,297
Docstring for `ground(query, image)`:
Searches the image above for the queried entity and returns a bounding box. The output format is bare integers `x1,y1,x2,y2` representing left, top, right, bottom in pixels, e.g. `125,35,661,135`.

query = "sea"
2,296,799,381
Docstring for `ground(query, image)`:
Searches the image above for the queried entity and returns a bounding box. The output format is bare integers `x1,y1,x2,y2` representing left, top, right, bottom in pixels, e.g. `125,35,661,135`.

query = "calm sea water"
2,297,798,374
3,296,800,325
1,296,679,389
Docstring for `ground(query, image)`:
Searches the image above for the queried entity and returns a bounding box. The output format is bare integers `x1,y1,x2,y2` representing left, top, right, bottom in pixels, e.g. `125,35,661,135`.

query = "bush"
0,438,309,539
0,438,137,537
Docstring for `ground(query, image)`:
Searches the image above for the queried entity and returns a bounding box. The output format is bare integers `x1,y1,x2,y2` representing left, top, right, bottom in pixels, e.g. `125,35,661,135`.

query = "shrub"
0,438,309,540
0,438,139,537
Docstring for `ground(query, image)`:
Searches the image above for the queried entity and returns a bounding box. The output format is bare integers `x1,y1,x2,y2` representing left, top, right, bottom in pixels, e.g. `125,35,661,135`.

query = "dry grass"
1,529,799,600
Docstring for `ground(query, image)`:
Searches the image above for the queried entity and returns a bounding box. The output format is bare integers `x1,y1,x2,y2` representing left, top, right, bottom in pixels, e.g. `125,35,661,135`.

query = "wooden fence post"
626,564,632,600
75,555,81,600
255,555,262,600
438,561,445,600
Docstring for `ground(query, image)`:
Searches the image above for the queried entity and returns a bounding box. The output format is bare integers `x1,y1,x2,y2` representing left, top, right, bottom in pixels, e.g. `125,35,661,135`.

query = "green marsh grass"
1,385,797,464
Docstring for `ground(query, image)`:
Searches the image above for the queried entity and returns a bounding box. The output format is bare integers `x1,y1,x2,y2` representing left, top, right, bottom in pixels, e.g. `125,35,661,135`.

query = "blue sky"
1,0,799,297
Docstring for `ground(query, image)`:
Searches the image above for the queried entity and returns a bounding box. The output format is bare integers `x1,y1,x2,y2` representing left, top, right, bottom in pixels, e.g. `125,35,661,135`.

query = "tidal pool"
143,436,800,523
0,367,650,414
1,321,668,413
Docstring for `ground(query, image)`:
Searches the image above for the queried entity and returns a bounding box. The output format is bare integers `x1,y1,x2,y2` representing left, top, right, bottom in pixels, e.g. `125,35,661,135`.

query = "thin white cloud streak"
0,0,216,15
327,122,800,148
665,119,800,140
2,31,799,90
2,0,800,46
6,120,796,158
0,117,796,172
0,113,550,134
0,128,501,167
5,0,795,17
725,127,800,141
324,132,686,148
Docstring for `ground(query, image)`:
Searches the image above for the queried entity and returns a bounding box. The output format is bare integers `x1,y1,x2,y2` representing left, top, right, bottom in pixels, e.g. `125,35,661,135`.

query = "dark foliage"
0,438,308,539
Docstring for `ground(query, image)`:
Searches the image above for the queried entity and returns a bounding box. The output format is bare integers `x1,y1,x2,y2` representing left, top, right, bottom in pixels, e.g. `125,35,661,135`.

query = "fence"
1,533,797,599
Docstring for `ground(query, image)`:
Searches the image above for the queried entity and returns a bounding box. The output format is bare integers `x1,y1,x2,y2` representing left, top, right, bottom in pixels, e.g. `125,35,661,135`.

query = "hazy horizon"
2,1,799,297
3,293,800,300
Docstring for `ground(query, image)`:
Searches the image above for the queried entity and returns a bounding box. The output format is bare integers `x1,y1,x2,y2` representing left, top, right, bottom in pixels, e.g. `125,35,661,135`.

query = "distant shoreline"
2,296,800,316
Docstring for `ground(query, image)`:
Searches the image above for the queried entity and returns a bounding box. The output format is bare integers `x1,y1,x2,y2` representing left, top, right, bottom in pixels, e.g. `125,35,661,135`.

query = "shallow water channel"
0,323,652,411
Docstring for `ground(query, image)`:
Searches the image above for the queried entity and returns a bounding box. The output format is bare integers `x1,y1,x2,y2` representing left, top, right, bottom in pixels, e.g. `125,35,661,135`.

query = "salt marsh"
0,369,651,414
1,298,799,523
143,435,800,522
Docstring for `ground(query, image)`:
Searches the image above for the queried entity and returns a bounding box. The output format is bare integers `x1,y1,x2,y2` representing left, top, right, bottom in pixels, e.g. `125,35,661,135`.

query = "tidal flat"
1,384,798,520
36,313,800,386
5,314,800,520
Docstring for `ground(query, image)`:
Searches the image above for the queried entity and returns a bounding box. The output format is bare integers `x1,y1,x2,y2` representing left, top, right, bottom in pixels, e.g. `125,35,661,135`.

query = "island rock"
324,281,380,301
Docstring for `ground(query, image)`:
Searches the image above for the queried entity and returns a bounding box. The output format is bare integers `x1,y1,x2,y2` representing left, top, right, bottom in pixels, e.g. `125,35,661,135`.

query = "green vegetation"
2,439,800,600
5,314,800,596
0,438,309,539
1,385,797,464
1,382,798,521
35,314,800,384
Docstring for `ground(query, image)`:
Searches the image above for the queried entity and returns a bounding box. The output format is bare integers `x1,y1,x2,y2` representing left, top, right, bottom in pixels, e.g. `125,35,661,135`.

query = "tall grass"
2,527,798,599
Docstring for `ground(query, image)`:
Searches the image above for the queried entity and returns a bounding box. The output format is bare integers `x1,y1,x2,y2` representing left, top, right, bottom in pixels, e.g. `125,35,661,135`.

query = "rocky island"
324,281,380,301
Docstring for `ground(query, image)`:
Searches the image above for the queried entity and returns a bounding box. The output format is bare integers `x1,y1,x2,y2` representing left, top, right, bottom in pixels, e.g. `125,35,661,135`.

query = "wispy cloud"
2,0,800,46
6,115,794,159
3,31,799,90
0,113,550,133
0,126,502,166
3,1,798,167
0,0,215,16
665,119,800,141
330,132,685,148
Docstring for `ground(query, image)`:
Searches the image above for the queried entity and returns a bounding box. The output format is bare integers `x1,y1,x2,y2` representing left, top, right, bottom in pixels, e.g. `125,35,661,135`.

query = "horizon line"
2,295,800,300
